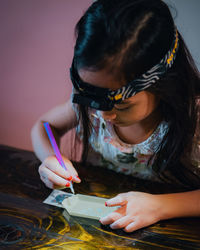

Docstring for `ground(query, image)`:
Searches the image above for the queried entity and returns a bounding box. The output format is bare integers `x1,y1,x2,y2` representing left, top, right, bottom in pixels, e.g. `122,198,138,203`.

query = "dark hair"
72,0,200,188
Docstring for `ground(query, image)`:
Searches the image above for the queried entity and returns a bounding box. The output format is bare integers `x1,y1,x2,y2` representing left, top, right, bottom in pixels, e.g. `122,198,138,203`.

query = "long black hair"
72,0,200,188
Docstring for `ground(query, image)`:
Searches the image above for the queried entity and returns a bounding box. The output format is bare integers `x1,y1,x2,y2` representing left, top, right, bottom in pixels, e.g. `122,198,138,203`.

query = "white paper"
62,194,117,220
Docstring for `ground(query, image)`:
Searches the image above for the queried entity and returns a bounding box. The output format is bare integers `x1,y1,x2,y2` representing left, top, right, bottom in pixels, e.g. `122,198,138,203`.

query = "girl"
31,0,200,232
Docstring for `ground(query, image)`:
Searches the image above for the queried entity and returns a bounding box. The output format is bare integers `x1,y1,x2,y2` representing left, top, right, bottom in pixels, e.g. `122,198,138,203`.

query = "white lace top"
85,110,167,181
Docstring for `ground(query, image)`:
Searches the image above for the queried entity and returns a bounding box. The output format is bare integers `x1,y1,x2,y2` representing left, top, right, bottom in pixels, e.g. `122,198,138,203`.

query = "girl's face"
78,68,160,127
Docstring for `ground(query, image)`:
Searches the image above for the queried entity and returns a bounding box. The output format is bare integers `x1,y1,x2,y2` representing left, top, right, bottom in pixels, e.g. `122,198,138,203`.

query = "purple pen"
43,122,75,194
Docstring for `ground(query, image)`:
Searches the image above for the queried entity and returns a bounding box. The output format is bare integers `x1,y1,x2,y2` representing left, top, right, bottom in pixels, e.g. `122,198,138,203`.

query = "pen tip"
70,183,75,195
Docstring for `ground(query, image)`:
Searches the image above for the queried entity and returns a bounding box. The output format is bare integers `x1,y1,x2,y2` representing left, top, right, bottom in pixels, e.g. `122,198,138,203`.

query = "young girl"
31,0,200,232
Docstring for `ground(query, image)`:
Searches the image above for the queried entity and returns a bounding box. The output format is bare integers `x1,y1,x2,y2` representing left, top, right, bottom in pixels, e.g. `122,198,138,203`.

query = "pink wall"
0,0,91,154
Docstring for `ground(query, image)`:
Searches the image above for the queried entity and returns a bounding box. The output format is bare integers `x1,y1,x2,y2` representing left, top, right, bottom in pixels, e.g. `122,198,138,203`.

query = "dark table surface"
0,145,200,249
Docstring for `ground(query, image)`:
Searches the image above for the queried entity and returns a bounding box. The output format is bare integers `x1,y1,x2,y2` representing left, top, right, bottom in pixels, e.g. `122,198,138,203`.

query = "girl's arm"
31,99,78,162
158,189,200,219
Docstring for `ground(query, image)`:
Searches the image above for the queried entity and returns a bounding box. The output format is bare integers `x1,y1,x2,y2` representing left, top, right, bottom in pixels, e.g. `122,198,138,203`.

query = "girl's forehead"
78,68,124,90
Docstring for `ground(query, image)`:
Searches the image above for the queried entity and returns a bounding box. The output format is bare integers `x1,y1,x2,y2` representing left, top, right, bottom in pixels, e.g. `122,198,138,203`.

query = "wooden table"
0,145,200,249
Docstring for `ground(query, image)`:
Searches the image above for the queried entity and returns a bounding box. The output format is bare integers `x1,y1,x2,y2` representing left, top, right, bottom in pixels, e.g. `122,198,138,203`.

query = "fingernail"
76,176,81,181
66,182,70,187
110,224,116,229
100,217,106,222
73,176,81,182
67,176,73,181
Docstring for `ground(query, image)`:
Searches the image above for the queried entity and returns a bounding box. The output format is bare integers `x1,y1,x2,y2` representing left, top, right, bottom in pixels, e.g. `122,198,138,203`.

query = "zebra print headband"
108,28,179,102
71,29,179,111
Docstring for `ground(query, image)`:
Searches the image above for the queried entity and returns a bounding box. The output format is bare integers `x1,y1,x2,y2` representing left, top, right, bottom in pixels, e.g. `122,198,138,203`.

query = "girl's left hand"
100,191,164,233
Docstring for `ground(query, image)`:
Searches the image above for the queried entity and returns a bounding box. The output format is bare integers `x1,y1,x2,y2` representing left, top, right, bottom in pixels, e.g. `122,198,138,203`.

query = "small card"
43,189,73,208
62,194,117,220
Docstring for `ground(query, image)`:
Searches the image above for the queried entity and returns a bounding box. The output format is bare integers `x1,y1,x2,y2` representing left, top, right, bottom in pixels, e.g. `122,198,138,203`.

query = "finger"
40,174,69,189
43,156,79,182
110,215,132,230
40,166,71,188
40,175,54,189
100,211,123,225
62,157,80,178
40,175,66,189
106,194,127,207
43,156,72,180
63,157,81,183
59,157,81,183
124,220,141,233
72,175,81,183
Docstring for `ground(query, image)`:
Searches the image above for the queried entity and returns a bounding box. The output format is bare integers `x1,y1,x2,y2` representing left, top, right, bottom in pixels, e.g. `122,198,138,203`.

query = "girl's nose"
100,110,116,121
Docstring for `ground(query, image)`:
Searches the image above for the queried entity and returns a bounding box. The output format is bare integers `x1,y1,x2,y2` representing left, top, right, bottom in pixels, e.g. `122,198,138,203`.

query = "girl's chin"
112,121,127,127
112,120,136,127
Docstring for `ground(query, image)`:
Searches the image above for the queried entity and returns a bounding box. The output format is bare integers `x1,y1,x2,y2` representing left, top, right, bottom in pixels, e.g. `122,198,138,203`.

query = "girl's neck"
114,109,162,145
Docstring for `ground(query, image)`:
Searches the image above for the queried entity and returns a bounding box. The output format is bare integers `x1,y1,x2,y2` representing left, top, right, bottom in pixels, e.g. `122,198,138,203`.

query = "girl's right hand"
38,155,81,189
